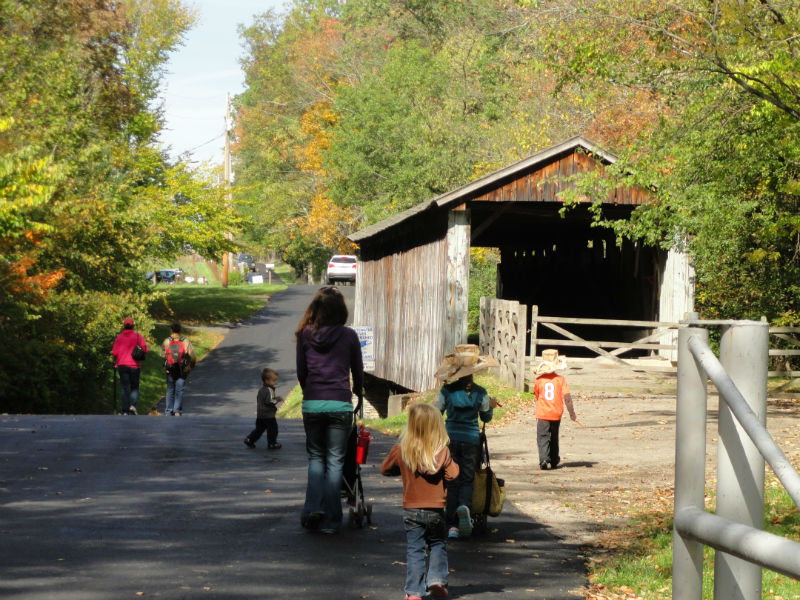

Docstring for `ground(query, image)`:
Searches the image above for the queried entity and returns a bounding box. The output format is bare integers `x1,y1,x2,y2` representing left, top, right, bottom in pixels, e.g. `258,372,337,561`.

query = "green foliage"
233,0,591,264
0,1,243,413
468,248,499,338
539,0,800,323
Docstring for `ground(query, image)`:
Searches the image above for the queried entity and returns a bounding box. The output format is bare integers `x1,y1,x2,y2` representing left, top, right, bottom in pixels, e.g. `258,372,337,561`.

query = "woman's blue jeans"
302,411,352,531
403,508,448,597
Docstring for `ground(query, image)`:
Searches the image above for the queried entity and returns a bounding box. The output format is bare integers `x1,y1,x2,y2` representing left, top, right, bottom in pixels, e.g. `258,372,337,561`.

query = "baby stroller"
471,424,505,534
342,423,373,528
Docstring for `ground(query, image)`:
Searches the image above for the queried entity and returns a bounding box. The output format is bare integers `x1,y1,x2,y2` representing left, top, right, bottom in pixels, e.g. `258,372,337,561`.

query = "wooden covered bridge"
348,136,694,397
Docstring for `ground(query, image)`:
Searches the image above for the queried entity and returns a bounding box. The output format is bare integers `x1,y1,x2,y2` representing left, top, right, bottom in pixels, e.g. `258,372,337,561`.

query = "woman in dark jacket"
296,286,363,534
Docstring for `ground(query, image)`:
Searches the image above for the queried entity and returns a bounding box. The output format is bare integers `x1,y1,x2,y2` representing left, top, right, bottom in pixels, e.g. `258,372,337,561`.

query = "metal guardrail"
674,319,800,599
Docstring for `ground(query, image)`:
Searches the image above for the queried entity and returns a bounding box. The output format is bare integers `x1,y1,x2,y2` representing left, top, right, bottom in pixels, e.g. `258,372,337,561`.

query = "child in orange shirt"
533,349,577,470
381,403,460,600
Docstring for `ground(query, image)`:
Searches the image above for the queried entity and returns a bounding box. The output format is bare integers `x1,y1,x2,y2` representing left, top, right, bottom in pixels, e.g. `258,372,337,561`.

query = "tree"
234,0,595,274
536,0,800,322
0,0,239,412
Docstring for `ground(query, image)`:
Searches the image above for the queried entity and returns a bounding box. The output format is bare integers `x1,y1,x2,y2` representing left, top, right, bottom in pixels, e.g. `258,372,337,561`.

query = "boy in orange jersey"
533,349,577,470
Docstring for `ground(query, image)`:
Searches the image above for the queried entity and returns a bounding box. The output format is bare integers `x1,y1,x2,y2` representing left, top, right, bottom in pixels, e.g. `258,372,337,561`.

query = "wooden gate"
479,297,527,391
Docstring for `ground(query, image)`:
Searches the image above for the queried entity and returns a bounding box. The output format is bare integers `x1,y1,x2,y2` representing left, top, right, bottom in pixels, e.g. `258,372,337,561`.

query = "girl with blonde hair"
381,403,460,600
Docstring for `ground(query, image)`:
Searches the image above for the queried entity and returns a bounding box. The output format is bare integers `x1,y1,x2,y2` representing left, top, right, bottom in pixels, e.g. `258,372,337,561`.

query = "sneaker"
428,584,449,598
456,505,472,537
539,462,549,470
268,443,282,450
448,527,459,539
128,406,137,415
320,528,338,535
300,511,323,531
243,438,255,449
173,411,181,416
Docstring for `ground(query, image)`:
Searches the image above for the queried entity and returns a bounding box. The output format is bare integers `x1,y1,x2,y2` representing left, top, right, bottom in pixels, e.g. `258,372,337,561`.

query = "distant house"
349,136,693,393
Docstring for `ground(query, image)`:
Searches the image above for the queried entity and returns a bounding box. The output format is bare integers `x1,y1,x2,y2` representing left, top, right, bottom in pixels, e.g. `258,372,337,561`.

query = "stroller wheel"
349,506,364,528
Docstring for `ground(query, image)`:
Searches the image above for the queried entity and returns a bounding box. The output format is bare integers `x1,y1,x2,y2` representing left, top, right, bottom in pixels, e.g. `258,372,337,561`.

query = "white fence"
674,318,800,599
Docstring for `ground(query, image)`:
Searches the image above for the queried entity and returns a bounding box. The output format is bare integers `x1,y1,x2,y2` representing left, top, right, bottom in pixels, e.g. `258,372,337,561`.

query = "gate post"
673,320,708,600
714,321,768,600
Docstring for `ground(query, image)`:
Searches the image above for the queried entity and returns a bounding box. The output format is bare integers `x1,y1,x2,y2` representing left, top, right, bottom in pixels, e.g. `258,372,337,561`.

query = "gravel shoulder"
487,358,800,546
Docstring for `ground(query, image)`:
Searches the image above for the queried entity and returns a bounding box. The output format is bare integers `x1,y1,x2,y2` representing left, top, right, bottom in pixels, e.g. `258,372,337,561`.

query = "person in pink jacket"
111,317,148,415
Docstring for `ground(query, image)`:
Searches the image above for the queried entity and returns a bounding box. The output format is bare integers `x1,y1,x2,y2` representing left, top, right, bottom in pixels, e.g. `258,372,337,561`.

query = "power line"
185,132,225,154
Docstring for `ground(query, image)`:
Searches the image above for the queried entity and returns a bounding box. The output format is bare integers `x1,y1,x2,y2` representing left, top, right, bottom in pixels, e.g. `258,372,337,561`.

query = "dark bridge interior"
471,202,662,357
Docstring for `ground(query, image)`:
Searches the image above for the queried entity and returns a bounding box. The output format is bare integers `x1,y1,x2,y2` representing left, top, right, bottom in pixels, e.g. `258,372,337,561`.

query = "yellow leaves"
296,102,338,176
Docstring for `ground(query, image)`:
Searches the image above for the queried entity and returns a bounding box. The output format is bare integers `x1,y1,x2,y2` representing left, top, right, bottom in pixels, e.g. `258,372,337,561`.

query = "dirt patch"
487,358,800,546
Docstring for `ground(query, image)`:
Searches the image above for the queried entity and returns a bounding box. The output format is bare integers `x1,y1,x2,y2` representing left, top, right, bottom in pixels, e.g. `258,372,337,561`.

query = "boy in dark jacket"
244,368,283,449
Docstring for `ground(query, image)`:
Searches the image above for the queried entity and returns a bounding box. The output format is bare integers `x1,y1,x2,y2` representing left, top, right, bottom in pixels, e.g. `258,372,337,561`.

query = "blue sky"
159,0,285,166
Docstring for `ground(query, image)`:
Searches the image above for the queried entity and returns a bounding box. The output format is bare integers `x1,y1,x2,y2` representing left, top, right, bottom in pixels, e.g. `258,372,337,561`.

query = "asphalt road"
0,284,587,600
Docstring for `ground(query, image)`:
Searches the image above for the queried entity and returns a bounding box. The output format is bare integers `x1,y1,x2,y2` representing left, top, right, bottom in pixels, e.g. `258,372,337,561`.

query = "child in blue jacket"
434,344,498,539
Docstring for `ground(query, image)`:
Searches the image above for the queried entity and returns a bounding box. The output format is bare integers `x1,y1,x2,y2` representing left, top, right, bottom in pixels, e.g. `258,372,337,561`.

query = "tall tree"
233,0,595,275
0,0,239,412
537,0,800,322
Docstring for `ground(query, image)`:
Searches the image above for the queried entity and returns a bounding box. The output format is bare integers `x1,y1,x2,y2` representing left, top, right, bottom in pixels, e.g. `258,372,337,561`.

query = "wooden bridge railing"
481,300,800,385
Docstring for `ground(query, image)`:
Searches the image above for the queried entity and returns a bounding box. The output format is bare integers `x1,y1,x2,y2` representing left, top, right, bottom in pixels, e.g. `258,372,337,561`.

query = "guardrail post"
673,320,708,600
715,321,768,600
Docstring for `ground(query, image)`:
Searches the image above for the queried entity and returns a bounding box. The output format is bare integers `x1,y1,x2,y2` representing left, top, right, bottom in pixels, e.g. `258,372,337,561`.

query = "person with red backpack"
160,322,196,416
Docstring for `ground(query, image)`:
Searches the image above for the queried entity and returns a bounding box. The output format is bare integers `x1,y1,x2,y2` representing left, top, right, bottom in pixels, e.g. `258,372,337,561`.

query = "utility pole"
221,93,232,288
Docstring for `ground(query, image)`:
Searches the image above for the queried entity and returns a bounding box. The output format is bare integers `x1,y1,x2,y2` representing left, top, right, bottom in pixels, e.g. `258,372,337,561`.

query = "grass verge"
148,282,287,324
278,372,536,436
131,283,283,413
586,469,800,600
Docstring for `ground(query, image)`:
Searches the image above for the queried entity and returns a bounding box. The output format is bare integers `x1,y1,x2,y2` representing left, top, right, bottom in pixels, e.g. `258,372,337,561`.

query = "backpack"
165,337,189,375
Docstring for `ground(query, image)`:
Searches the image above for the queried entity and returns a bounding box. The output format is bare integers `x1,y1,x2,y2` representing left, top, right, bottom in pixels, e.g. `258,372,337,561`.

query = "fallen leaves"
586,583,648,600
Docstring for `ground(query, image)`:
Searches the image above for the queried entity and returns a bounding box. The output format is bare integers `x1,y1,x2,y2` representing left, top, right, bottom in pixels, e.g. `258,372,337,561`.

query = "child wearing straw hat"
433,344,499,539
533,349,577,470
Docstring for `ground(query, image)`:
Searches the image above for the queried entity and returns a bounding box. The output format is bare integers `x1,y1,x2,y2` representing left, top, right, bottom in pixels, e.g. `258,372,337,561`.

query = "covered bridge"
348,136,693,393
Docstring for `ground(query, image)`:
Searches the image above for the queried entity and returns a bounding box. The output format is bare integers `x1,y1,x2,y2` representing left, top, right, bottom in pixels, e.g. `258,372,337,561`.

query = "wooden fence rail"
482,302,800,382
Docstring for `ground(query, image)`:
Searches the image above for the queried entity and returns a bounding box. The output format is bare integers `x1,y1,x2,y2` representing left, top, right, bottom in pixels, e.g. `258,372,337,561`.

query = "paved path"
0,285,587,600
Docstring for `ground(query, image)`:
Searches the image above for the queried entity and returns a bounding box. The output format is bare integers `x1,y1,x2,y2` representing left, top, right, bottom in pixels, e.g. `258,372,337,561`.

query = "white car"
326,255,357,284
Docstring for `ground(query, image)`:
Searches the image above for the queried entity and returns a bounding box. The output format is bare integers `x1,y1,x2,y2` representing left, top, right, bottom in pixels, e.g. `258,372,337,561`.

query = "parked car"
156,269,181,284
326,254,357,284
236,253,256,272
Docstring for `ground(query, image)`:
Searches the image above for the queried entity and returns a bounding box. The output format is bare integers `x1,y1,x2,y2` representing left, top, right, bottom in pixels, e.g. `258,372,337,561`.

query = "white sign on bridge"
351,326,375,372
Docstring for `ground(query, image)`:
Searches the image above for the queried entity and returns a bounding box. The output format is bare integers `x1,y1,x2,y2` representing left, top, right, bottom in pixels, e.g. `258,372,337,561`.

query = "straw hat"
534,349,567,376
435,344,499,383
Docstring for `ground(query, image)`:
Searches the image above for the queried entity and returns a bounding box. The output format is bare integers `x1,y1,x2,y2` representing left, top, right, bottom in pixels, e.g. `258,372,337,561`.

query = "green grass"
274,262,298,284
148,283,287,324
589,473,800,599
132,282,285,413
277,371,536,438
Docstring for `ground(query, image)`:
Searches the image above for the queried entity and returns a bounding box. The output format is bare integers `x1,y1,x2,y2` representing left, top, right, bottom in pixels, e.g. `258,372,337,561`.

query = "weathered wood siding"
444,208,470,352
657,247,695,361
354,236,451,392
472,151,649,206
